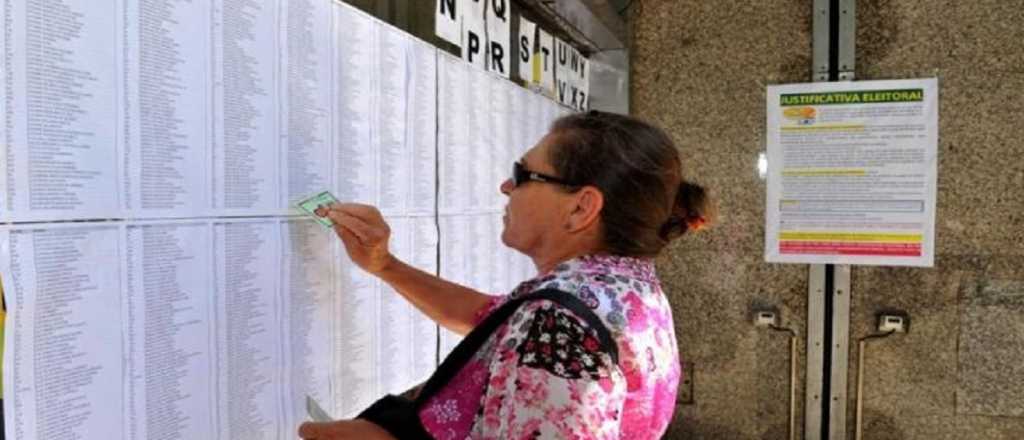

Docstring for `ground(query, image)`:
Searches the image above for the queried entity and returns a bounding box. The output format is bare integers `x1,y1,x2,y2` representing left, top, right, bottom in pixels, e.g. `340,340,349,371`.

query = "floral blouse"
418,254,681,439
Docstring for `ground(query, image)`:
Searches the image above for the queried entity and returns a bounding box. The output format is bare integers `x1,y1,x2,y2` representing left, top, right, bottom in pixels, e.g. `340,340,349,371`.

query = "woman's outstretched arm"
319,203,494,335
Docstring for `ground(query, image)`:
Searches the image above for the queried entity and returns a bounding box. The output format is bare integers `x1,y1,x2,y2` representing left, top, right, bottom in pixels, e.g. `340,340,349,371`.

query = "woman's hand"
298,419,396,440
315,203,395,275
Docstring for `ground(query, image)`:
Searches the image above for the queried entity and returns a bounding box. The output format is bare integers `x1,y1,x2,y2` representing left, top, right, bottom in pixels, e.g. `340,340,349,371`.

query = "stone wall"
632,1,1024,438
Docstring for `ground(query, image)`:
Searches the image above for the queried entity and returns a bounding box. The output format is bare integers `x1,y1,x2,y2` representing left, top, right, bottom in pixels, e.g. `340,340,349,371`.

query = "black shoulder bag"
357,288,619,439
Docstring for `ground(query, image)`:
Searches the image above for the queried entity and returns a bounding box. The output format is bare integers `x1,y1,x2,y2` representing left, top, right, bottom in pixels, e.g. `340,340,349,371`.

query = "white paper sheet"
377,26,412,215
438,53,471,214
1,224,125,440
434,0,461,46
765,79,939,267
536,28,555,96
212,0,280,214
469,214,496,293
281,219,335,431
488,79,512,211
437,214,473,359
280,0,333,210
378,217,414,395
485,0,511,78
467,67,492,211
0,2,7,222
410,217,441,381
461,0,487,70
334,242,380,418
0,1,566,436
124,221,215,440
3,0,121,221
486,213,511,294
510,86,530,156
212,220,284,440
335,4,378,206
517,16,536,83
122,0,211,218
410,42,439,216
530,90,548,148
555,40,587,111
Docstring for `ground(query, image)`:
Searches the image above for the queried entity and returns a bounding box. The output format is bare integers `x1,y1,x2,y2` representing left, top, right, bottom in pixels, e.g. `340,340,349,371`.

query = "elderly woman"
300,111,712,440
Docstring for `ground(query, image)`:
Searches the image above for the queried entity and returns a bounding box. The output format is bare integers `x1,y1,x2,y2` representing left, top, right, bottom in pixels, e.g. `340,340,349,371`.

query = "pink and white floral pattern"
419,254,680,439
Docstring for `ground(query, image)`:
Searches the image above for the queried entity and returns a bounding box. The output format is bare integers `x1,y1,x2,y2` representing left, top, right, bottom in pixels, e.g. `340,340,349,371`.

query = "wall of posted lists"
0,0,578,439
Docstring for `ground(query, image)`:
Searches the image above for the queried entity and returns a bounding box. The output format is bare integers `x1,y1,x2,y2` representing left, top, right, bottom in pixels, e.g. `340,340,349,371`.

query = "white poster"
485,0,511,78
765,78,939,267
435,0,461,45
461,0,487,70
517,16,536,83
537,29,555,95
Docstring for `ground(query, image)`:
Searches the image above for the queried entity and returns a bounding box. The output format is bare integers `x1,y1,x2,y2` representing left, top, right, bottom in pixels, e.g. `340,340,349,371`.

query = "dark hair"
548,110,714,257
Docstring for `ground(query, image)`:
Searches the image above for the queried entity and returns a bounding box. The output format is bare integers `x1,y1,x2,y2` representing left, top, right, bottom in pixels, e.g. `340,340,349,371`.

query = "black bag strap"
414,288,618,407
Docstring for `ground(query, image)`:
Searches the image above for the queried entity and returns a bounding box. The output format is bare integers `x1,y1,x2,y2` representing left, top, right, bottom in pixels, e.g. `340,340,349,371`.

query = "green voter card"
296,191,339,229
306,395,333,422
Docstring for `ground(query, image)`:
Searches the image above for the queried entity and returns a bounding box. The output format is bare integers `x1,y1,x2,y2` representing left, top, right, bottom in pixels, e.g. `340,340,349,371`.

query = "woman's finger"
331,203,382,224
332,221,364,251
324,209,377,244
298,421,328,438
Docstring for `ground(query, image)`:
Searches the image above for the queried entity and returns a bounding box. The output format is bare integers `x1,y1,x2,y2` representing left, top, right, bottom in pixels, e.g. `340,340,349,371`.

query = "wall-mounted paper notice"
485,0,511,78
555,39,588,111
517,16,537,83
462,0,488,70
335,4,378,206
764,78,939,267
2,225,126,439
125,221,215,440
536,29,555,96
435,0,461,45
3,0,120,222
0,2,576,438
123,0,211,217
377,26,413,215
280,0,333,210
212,0,280,215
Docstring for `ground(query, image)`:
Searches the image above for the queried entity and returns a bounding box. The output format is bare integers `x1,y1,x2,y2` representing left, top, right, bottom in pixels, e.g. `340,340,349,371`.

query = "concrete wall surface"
631,1,1024,439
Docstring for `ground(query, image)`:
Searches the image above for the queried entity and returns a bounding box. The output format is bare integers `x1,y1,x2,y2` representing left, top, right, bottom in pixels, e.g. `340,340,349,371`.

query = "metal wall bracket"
812,0,831,81
677,360,695,405
805,264,852,440
837,0,856,78
805,265,826,440
807,0,856,438
829,265,852,440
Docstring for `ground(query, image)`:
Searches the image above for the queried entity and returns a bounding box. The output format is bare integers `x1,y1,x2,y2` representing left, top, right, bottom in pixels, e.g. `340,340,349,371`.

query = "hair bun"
659,180,714,241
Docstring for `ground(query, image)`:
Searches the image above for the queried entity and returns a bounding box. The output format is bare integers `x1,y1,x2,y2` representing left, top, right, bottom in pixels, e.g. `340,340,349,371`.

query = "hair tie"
685,215,707,232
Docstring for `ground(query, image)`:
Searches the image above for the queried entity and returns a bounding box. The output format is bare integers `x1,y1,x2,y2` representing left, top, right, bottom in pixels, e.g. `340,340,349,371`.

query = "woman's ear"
566,186,604,233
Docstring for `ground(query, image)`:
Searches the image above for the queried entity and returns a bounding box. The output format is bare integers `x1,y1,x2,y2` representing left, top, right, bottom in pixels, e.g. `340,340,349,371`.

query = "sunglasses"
511,161,578,188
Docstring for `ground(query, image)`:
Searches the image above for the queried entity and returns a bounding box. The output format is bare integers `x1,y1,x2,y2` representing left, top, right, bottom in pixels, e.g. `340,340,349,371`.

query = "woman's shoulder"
508,254,673,336
495,298,619,381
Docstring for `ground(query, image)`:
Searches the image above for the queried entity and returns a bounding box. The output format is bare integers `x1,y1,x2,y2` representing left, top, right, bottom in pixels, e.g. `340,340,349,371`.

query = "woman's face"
499,133,573,257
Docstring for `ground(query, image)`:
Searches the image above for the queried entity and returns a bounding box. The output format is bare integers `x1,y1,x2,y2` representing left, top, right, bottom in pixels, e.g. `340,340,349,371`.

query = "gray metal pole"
807,0,855,439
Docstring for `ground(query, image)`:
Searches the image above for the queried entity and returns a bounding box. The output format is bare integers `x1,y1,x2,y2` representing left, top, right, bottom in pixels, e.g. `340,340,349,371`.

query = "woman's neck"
531,248,606,275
